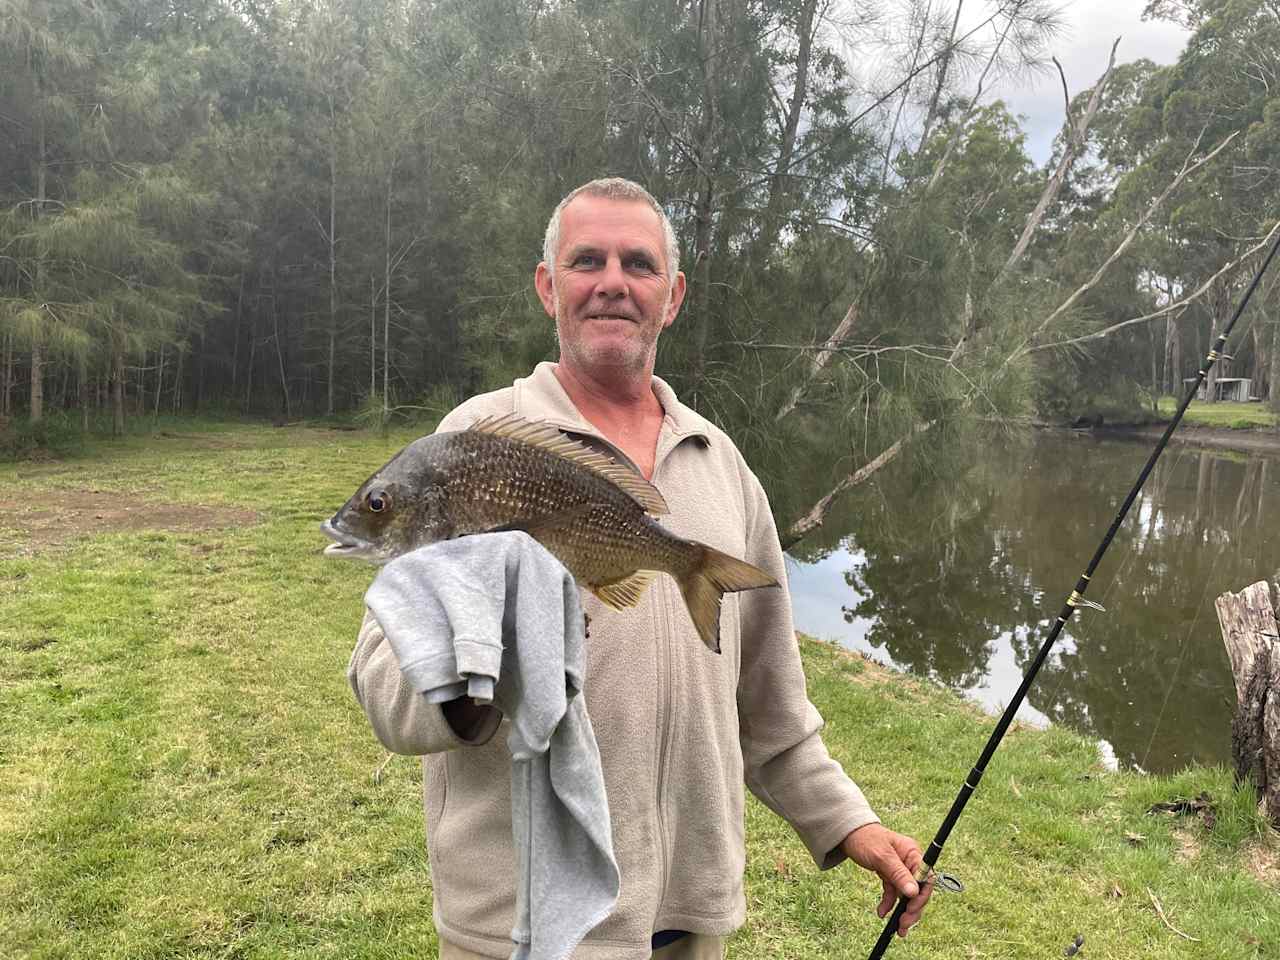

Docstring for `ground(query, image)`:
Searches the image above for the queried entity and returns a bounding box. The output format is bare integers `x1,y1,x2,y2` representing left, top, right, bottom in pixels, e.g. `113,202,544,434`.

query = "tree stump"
1215,580,1280,827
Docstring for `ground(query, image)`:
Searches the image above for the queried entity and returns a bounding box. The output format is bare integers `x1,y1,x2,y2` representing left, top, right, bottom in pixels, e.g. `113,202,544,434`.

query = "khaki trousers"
439,934,724,960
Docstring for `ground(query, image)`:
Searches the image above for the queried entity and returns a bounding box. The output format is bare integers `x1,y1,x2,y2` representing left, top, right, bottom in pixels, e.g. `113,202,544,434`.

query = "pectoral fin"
589,570,659,610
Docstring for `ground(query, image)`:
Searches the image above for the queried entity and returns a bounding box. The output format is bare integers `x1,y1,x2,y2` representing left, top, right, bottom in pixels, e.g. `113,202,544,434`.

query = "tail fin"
676,545,778,654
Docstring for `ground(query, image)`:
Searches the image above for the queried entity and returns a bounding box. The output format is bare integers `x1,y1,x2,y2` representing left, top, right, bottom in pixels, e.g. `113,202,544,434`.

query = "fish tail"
676,545,778,654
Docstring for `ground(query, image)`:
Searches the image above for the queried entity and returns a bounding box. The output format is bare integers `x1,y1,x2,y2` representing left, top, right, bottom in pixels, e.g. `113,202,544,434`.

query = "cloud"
994,0,1190,163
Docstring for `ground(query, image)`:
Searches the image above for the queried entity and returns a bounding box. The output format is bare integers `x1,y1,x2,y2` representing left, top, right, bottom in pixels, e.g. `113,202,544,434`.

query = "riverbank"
1,426,1276,958
1102,422,1280,455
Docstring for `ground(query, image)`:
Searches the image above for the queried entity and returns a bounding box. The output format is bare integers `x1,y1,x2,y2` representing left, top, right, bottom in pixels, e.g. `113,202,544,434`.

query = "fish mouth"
320,519,376,560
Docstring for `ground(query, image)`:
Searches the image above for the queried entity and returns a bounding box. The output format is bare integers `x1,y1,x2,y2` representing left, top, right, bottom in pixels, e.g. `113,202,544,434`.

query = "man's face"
535,195,686,377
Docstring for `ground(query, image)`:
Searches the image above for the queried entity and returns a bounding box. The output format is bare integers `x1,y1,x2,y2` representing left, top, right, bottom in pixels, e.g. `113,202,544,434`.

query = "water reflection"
783,430,1280,774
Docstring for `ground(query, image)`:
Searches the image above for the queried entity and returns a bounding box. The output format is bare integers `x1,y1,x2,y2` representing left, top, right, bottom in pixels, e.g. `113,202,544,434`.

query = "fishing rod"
868,225,1280,959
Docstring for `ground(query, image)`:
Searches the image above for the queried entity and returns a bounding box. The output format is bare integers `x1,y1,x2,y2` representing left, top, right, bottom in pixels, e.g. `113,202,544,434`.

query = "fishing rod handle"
866,859,933,960
867,896,911,960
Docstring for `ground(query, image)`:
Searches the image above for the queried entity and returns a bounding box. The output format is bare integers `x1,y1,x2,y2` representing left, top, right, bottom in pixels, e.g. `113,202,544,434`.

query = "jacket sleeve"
347,609,503,755
735,469,880,869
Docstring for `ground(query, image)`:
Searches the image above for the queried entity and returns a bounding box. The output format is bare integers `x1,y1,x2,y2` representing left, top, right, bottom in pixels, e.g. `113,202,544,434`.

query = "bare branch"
1054,55,1070,119
997,38,1121,283
1027,220,1280,353
773,300,860,421
926,1,1024,193
1004,129,1240,366
781,421,934,549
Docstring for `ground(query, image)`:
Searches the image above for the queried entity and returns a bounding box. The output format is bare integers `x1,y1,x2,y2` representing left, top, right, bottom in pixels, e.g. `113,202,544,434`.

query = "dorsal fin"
467,413,669,515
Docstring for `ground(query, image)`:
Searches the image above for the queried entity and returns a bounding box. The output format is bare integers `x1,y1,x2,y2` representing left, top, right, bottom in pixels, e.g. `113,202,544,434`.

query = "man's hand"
441,696,499,742
840,823,933,938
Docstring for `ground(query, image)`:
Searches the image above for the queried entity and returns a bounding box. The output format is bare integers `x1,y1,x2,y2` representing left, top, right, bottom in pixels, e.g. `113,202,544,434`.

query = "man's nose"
594,256,629,298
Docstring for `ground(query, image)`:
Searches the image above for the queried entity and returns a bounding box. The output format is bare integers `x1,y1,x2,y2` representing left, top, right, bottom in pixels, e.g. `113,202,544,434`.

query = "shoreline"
1034,421,1280,455
1101,423,1280,455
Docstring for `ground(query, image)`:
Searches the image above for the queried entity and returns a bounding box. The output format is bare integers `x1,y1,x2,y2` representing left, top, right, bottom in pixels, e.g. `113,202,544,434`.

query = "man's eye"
627,257,655,272
572,254,600,267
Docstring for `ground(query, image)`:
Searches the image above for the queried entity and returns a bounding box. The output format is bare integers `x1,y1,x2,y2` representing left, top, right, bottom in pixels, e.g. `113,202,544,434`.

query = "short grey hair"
542,177,680,282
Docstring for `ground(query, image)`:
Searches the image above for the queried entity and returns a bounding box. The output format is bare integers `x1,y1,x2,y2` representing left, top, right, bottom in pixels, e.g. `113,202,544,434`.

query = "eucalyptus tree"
0,0,114,422
285,0,367,416
1112,0,1280,402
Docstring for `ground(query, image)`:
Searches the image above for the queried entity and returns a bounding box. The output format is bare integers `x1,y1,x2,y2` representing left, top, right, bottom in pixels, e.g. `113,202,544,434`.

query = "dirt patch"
1244,838,1280,887
0,489,258,556
1171,827,1203,862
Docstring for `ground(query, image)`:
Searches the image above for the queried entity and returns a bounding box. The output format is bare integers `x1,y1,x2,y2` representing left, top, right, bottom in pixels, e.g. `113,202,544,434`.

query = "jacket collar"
512,362,713,446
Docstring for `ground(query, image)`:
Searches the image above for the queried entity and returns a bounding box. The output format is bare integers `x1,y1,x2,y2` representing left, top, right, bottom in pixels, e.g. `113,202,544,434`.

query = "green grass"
1156,397,1278,430
1,425,1276,959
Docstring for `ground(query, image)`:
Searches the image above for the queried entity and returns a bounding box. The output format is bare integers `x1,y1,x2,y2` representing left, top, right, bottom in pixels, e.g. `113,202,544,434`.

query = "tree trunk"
370,274,377,402
1252,323,1262,396
775,301,859,421
230,272,244,394
135,352,146,416
1149,318,1159,411
195,329,205,412
29,343,43,423
79,355,88,434
881,2,928,188
756,0,816,258
327,116,338,417
30,85,46,424
690,0,719,393
153,344,165,424
1172,313,1183,398
245,327,256,413
997,41,1119,286
2,332,11,417
781,420,933,549
172,345,183,414
112,349,125,437
384,173,392,424
918,0,964,150
1215,580,1280,827
1205,279,1228,403
1270,314,1280,414
272,294,291,419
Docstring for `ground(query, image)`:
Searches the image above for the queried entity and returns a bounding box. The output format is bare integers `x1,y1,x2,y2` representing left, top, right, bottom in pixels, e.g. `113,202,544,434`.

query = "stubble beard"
554,289,667,376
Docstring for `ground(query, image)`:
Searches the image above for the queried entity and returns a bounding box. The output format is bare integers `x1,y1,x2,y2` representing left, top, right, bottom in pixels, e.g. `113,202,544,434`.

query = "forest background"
2,0,1279,546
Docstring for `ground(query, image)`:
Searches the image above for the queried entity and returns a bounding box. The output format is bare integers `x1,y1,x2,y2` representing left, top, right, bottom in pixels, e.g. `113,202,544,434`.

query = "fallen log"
1215,580,1280,827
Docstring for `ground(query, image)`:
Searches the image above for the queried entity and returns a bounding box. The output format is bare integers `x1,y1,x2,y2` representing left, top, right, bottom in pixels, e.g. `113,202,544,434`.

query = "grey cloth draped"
364,532,619,960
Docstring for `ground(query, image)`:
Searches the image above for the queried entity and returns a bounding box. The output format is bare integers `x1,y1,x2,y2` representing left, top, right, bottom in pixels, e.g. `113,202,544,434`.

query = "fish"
321,412,778,653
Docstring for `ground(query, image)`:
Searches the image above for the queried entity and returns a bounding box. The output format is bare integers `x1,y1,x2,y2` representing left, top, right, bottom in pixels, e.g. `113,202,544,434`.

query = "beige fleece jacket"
347,362,879,958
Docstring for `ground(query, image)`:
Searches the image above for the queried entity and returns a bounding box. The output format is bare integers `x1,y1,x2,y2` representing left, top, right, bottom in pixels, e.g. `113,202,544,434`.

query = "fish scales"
436,430,675,583
321,414,778,653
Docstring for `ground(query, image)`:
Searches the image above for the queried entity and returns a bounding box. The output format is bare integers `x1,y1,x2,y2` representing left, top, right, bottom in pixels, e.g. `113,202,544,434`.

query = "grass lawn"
1156,398,1278,430
1,423,1276,959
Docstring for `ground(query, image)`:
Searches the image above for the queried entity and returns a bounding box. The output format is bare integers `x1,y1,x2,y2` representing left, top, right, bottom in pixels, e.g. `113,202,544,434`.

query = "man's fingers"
876,882,896,919
887,860,919,899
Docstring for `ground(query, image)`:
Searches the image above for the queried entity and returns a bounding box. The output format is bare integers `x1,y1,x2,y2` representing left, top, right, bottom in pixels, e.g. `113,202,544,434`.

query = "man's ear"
663,271,687,329
534,261,556,318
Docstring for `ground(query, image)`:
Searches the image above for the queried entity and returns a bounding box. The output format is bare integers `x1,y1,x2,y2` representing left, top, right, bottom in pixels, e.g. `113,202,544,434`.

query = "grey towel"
364,532,620,960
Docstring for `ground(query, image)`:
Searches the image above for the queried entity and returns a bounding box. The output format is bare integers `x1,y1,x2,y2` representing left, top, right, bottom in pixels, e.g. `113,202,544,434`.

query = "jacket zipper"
649,423,684,916
541,410,693,918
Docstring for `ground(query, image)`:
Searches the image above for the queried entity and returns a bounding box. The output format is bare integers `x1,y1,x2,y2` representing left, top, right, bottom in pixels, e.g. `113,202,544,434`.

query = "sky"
990,0,1192,163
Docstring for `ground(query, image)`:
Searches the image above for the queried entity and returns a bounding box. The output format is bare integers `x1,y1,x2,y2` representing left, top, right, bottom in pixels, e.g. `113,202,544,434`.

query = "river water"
782,430,1280,774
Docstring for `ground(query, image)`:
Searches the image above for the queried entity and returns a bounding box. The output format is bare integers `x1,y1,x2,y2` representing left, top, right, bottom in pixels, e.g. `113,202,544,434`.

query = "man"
348,178,931,959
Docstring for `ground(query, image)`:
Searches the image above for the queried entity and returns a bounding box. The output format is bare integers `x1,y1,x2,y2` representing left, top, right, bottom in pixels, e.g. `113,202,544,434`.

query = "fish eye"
366,490,391,513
